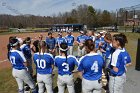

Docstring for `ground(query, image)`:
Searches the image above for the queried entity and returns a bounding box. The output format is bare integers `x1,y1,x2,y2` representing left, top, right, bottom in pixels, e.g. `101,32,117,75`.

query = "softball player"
20,37,33,76
33,41,54,93
54,43,78,93
55,32,67,55
7,36,17,60
103,33,115,68
78,39,104,93
108,33,131,93
9,38,36,93
76,31,87,57
65,30,75,55
102,33,115,91
95,33,101,50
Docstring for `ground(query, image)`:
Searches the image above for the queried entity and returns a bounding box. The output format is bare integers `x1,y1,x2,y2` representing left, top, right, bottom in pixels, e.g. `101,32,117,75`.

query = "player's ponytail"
38,41,46,58
120,33,128,44
59,43,68,63
113,33,127,48
84,39,95,53
104,32,112,41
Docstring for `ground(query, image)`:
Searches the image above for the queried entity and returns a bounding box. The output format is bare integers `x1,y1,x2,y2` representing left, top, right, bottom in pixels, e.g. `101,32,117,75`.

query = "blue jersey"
100,37,105,43
46,37,56,49
86,36,96,41
56,37,67,45
54,55,78,76
78,53,104,80
76,35,87,43
110,48,128,76
65,35,74,46
20,44,32,59
122,48,131,64
9,50,26,70
33,53,54,74
95,38,101,49
105,43,115,59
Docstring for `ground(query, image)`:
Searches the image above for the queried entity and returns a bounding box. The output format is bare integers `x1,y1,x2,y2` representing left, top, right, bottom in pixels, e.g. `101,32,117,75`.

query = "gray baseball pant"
78,46,85,57
26,58,33,76
68,46,73,55
37,73,53,93
109,74,126,93
57,74,75,93
82,78,102,93
12,68,36,93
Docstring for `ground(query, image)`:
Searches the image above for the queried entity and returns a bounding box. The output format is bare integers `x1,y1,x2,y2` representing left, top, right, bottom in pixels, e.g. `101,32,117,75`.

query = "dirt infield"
0,32,80,70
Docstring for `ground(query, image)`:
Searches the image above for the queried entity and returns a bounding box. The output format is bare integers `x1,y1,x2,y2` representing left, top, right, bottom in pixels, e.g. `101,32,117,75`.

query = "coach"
46,32,56,56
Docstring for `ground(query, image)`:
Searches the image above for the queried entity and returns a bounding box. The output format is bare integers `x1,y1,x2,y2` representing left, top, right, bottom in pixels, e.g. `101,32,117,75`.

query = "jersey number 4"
36,59,46,69
62,63,69,71
91,61,98,72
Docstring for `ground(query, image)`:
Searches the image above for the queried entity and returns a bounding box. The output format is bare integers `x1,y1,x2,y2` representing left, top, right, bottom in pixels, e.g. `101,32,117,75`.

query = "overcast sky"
0,0,139,16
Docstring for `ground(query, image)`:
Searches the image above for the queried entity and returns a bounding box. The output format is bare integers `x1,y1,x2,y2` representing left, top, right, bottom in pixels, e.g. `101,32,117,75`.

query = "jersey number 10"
91,61,98,72
36,59,46,69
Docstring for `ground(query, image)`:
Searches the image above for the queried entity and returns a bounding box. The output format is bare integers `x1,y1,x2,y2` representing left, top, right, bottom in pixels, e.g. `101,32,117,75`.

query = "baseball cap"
58,32,62,35
100,31,104,34
67,30,72,33
80,31,84,34
102,30,107,33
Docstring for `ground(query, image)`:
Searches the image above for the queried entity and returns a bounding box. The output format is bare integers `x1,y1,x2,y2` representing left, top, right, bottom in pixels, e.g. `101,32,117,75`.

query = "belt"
14,68,25,70
59,73,72,76
110,74,117,77
110,74,123,77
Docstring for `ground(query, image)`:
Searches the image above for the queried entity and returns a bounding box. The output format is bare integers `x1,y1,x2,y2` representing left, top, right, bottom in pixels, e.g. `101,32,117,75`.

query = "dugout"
51,24,84,32
36,24,84,32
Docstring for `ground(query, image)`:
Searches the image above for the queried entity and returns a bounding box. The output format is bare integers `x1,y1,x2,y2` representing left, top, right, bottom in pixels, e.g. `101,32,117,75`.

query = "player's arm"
109,51,120,75
18,51,28,70
23,61,27,67
76,37,80,45
126,52,132,67
126,63,132,67
77,57,84,79
51,65,54,70
112,66,118,72
30,44,36,53
100,48,106,53
53,38,56,51
78,71,83,79
55,38,59,48
50,54,55,70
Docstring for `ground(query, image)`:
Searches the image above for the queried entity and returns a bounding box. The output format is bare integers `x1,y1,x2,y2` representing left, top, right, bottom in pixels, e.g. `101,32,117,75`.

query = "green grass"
0,68,17,93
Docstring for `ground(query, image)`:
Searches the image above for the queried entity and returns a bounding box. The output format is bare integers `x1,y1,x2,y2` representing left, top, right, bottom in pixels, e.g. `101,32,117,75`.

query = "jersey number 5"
62,63,69,72
36,59,46,69
91,61,98,72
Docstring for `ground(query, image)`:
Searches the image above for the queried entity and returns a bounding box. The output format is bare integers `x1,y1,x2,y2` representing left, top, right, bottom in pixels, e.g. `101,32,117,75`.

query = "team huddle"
7,30,131,93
